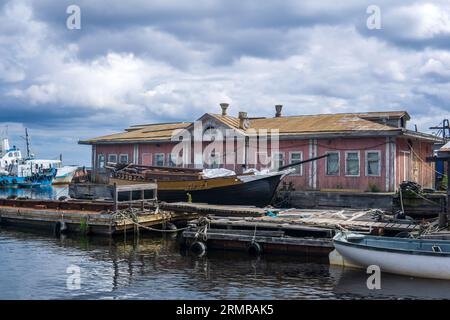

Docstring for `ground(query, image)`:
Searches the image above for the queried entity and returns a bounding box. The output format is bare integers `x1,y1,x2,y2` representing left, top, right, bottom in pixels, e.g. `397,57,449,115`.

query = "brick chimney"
220,103,229,116
238,111,248,129
275,105,283,117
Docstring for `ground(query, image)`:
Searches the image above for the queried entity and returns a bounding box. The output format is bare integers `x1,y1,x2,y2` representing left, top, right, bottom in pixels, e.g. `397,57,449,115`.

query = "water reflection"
0,227,449,300
333,266,450,299
0,185,69,200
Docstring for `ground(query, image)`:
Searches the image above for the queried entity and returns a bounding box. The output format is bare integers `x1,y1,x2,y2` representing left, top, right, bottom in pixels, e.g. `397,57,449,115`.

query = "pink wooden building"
80,105,440,192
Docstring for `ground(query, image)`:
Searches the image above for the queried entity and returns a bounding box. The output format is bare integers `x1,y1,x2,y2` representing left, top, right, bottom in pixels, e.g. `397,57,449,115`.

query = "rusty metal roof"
210,112,400,134
79,122,192,144
79,111,428,144
440,141,450,152
356,111,410,120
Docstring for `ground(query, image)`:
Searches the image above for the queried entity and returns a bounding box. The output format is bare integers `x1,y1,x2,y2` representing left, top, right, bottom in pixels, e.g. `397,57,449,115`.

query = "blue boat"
0,168,57,188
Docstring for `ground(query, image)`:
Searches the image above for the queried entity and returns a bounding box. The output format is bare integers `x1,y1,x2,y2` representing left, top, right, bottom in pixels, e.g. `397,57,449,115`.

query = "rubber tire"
54,221,67,236
190,241,207,256
247,241,263,255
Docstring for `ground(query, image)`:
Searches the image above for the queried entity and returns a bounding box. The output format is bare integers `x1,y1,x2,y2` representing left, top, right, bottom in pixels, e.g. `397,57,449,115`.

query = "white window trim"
345,151,360,177
325,151,340,176
97,154,105,168
154,153,165,166
271,151,285,170
289,151,303,176
108,154,118,163
119,153,129,164
365,150,381,177
167,153,177,167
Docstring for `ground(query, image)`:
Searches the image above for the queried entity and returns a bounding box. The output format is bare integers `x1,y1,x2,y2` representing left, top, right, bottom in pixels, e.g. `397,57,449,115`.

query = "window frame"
167,153,178,167
119,154,129,164
154,153,165,167
345,151,360,177
97,154,105,168
271,151,285,170
365,150,381,177
108,154,118,164
289,151,303,176
325,151,340,176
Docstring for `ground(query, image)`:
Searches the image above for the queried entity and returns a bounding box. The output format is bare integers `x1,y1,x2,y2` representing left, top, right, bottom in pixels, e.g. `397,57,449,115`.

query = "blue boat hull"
0,168,56,188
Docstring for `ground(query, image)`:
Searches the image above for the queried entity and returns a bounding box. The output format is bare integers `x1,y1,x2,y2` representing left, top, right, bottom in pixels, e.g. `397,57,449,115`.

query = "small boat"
1,131,78,186
333,231,450,280
53,166,79,184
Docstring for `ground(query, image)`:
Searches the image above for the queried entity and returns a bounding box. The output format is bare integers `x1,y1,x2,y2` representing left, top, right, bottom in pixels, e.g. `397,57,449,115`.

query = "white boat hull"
53,166,78,184
334,240,450,280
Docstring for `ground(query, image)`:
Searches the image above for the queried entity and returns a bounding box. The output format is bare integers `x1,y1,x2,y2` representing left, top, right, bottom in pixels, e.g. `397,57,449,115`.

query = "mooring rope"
194,217,210,241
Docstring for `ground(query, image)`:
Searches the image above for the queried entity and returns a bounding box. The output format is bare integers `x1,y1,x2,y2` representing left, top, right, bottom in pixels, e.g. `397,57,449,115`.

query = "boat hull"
334,234,450,280
158,173,282,207
114,173,284,207
53,169,77,184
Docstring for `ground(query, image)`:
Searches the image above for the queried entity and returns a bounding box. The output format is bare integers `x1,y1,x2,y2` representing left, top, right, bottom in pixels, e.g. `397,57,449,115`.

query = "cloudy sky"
1,0,450,165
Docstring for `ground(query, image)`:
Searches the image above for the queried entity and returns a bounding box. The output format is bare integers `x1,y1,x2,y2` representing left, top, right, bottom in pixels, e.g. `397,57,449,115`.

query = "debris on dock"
181,207,424,257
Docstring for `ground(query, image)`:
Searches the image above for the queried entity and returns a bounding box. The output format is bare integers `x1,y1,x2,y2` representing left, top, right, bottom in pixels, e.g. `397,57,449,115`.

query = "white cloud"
1,0,450,165
384,3,450,40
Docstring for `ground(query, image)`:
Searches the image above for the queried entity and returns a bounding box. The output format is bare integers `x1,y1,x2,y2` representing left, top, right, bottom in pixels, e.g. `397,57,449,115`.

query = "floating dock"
181,207,423,257
0,191,428,259
0,184,198,236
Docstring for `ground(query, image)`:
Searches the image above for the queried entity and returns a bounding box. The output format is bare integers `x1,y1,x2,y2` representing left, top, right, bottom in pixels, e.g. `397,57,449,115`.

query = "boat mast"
25,128,30,158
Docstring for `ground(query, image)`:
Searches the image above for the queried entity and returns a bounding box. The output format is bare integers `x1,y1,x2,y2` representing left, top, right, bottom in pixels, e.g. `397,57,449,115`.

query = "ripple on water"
1,228,449,299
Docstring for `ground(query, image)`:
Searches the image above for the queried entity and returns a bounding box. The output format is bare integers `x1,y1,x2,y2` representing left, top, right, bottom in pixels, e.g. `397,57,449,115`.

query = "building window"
98,154,105,168
289,152,303,175
326,152,340,176
345,151,360,176
366,151,381,176
272,152,284,170
154,153,165,167
119,154,129,164
168,153,177,167
206,152,221,169
108,154,117,164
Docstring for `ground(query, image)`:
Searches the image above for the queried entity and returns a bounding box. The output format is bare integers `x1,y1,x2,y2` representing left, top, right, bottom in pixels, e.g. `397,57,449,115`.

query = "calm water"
1,187,450,300
1,228,450,300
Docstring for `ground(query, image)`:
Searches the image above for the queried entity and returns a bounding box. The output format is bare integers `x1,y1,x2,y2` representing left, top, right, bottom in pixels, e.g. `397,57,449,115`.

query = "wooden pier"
0,192,428,259
180,207,423,257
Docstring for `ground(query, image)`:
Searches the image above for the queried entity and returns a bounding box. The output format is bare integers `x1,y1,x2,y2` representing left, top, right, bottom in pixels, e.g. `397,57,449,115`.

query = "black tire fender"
190,241,207,256
247,241,263,255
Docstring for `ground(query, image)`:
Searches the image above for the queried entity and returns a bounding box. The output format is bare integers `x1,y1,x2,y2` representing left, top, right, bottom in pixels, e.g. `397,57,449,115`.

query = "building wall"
396,138,434,189
91,136,435,192
278,137,389,191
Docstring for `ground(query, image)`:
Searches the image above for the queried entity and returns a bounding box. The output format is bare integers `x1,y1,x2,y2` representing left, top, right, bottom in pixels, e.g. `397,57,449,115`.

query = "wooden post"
113,183,118,212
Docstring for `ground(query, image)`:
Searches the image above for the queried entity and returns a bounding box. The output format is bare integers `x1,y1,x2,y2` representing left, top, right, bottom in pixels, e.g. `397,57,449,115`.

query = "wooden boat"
110,169,289,207
105,155,329,207
333,231,450,280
